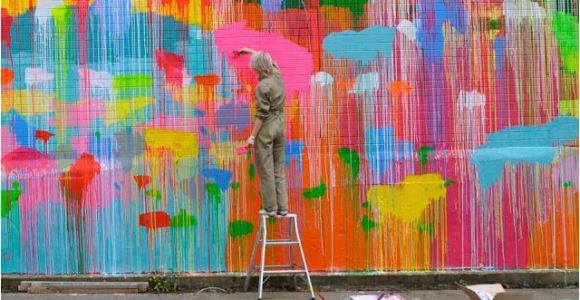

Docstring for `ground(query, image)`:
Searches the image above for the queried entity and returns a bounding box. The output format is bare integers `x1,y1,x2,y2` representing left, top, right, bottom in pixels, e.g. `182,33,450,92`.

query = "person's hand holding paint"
234,47,257,56
246,135,255,146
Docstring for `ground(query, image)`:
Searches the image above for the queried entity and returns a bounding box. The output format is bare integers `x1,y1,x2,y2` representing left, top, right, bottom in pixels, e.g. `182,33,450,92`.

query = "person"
235,48,288,217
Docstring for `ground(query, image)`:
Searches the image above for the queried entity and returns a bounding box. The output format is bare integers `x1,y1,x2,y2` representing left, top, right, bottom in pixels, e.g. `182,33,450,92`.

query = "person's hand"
234,47,255,56
246,135,255,146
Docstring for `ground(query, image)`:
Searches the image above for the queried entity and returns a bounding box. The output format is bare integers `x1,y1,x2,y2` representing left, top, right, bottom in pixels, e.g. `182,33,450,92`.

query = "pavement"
3,289,579,300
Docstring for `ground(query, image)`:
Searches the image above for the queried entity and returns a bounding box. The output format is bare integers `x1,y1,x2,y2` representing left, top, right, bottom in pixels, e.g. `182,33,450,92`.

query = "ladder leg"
258,216,268,300
293,216,315,300
288,217,297,289
244,217,262,291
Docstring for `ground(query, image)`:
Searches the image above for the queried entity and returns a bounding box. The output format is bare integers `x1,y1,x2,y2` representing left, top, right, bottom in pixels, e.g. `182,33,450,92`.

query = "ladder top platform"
258,212,297,218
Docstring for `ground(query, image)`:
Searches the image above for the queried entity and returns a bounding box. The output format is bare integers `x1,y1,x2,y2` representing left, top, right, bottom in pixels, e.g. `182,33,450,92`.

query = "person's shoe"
260,209,277,217
277,210,288,216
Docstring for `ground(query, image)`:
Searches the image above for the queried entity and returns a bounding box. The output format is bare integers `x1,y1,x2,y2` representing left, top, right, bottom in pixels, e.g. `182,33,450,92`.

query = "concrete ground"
3,289,579,300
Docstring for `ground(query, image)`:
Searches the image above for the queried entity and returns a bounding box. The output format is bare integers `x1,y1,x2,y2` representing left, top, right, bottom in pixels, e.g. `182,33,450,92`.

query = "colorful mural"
1,0,578,274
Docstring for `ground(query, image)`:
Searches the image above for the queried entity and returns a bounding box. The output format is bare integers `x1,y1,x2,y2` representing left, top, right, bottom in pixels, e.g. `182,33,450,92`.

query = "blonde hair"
251,52,276,77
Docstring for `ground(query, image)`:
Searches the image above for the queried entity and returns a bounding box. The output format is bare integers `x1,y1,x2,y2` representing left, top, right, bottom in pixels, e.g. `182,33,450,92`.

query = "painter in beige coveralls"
236,48,288,217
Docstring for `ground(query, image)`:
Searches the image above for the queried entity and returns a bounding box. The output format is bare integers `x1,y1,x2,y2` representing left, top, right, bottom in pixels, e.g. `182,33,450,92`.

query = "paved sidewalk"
3,289,579,300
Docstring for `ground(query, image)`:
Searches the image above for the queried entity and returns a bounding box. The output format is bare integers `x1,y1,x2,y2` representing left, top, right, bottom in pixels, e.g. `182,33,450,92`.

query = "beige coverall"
254,70,287,212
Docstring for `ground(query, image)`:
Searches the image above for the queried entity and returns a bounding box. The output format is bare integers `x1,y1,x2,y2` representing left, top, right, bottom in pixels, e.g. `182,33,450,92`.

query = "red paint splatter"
133,175,152,189
139,211,171,229
1,9,12,46
59,153,101,200
1,68,14,85
194,74,220,86
1,147,55,174
35,130,55,144
155,49,184,86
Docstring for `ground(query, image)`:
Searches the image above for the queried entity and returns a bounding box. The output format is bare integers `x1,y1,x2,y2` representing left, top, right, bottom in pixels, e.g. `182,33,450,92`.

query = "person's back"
256,71,285,121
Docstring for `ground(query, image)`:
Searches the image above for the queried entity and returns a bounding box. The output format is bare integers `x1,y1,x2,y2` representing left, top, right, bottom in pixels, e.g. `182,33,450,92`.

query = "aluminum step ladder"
243,212,315,300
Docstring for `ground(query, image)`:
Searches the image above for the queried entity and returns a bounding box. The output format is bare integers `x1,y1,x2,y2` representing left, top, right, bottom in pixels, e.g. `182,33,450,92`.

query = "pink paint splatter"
1,147,55,175
71,136,89,154
1,126,17,154
67,99,105,127
214,22,314,100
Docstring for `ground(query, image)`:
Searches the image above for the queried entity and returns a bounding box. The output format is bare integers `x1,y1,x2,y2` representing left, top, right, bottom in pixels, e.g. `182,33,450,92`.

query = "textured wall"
1,0,578,274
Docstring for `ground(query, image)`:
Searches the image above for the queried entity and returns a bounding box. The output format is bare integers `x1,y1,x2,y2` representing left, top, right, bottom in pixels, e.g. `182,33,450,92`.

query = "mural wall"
1,0,578,274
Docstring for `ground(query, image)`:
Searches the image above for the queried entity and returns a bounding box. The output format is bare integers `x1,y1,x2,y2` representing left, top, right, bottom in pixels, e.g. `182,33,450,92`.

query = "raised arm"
234,47,258,56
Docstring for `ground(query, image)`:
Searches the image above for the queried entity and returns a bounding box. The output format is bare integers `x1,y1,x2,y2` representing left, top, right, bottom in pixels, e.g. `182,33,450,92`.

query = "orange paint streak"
529,190,579,268
194,74,220,86
1,68,14,85
234,3,263,31
388,80,413,96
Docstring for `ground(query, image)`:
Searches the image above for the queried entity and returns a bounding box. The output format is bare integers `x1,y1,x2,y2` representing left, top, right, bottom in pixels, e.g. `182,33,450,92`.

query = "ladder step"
263,269,306,274
265,240,299,245
254,264,298,270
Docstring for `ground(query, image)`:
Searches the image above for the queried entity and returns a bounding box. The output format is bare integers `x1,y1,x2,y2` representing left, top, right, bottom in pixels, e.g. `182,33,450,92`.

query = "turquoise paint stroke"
322,26,396,63
471,116,579,189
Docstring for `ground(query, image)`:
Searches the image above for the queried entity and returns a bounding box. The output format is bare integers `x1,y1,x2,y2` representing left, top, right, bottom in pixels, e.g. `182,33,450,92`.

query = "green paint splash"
444,179,456,187
205,183,221,204
170,209,197,228
1,181,22,218
563,181,575,188
303,180,326,199
489,19,500,30
230,182,240,190
361,215,376,232
145,189,162,201
51,6,71,100
95,131,101,138
320,0,368,19
338,148,360,180
418,146,434,166
229,220,253,238
418,223,434,237
113,74,154,90
559,99,578,116
282,0,305,9
553,12,579,73
249,163,255,180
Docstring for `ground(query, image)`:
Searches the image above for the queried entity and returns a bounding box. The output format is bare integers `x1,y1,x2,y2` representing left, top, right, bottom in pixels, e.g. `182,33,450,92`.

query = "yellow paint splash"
559,100,579,117
2,90,54,115
105,97,153,125
144,129,199,161
131,0,212,29
1,0,37,16
367,173,447,223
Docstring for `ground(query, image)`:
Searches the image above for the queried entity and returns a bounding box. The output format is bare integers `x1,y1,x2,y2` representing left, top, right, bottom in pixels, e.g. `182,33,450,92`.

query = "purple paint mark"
217,101,251,131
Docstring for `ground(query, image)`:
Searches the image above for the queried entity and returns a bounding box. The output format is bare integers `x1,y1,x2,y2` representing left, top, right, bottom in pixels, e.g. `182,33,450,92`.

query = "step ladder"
243,212,315,300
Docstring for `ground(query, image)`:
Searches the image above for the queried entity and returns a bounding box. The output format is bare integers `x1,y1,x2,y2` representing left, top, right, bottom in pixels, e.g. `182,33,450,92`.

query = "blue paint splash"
6,110,34,147
365,127,414,180
201,168,232,190
286,140,304,167
323,26,397,63
493,36,506,72
417,0,468,66
472,116,579,189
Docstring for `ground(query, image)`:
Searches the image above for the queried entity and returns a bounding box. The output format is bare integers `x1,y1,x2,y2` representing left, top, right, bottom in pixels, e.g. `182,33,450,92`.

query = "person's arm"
246,118,263,146
235,47,257,56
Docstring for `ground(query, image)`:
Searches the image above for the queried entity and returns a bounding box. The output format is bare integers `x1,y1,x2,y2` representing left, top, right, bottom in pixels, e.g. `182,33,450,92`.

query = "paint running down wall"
1,0,578,274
